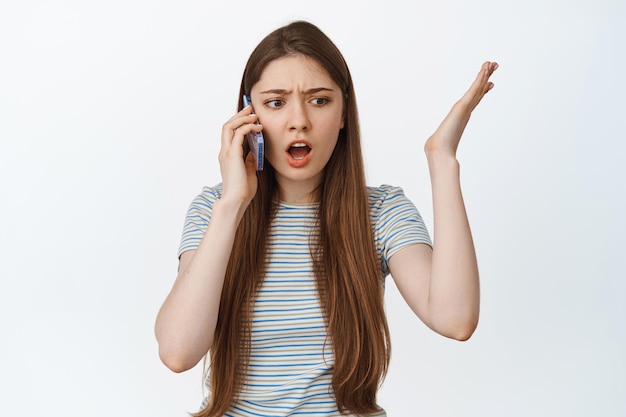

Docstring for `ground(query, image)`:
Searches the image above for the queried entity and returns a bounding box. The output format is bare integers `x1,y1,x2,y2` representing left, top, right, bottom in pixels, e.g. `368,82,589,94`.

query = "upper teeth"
292,143,307,147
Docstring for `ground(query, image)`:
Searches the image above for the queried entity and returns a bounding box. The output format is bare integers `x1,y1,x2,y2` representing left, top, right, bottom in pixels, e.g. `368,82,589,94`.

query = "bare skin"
389,61,498,340
155,60,498,372
154,107,263,372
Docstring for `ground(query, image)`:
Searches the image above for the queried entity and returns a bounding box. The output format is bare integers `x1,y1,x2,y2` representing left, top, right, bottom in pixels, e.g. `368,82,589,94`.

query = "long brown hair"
195,21,390,416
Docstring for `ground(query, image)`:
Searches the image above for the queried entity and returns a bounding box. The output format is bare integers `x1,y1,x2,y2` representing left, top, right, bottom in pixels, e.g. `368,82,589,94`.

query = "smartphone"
243,95,264,171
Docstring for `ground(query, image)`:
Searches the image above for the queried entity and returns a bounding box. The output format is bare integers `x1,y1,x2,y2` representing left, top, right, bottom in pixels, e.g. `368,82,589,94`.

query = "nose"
288,100,310,132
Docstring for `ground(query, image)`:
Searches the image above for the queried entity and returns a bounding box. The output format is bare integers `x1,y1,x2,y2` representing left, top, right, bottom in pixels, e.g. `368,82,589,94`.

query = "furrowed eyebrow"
258,87,336,95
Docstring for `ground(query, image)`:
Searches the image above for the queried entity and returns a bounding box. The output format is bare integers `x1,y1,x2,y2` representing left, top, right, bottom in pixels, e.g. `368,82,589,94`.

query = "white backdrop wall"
1,1,624,416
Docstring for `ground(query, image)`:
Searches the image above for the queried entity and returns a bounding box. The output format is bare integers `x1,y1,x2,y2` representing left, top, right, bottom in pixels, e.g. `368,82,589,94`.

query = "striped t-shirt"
178,184,431,417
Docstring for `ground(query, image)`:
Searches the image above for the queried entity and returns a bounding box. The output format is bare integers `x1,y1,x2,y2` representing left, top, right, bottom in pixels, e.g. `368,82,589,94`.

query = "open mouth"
288,143,311,160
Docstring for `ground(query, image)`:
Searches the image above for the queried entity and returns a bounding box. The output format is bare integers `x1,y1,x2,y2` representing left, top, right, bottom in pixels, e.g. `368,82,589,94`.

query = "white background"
1,1,625,416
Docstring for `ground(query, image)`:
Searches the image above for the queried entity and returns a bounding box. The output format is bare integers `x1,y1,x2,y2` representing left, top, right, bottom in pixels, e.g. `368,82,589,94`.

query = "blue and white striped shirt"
179,184,431,416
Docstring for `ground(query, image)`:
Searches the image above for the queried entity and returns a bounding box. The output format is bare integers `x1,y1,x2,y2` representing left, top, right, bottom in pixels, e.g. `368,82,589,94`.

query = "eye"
310,97,329,106
265,99,284,109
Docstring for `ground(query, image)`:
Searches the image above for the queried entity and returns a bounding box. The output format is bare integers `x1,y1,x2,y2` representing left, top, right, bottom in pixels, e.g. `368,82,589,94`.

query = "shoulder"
367,184,408,201
192,183,223,205
368,184,431,244
185,183,223,213
182,183,224,226
367,184,414,219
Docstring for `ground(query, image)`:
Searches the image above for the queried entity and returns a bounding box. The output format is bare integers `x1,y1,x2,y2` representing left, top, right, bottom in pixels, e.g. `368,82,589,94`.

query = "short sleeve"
369,185,432,277
177,184,223,257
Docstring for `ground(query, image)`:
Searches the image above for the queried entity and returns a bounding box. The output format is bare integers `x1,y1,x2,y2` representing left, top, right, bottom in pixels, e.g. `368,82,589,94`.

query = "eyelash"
264,97,330,109
311,97,329,106
265,99,284,109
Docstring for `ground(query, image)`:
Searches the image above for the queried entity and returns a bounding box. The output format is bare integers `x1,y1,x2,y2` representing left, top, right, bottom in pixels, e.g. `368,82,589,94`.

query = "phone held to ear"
243,95,264,171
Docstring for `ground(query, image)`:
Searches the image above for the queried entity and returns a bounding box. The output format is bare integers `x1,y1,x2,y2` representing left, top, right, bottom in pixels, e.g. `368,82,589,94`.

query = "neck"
275,175,322,204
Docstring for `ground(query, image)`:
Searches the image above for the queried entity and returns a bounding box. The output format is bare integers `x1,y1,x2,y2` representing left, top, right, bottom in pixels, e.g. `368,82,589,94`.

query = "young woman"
156,20,497,417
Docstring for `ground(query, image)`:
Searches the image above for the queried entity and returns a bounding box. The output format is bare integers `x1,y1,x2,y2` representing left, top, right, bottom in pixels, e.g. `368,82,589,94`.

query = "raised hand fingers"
460,61,498,111
424,61,499,156
481,61,498,93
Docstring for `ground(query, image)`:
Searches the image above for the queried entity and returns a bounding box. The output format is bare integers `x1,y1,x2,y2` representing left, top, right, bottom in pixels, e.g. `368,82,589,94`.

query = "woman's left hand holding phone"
219,105,264,212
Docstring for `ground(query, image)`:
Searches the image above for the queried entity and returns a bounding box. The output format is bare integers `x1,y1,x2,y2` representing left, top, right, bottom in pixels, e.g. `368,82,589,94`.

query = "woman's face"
250,55,344,202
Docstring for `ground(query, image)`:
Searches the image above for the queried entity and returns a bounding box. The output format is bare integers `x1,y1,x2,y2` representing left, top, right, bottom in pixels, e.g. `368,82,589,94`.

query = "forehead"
253,55,338,91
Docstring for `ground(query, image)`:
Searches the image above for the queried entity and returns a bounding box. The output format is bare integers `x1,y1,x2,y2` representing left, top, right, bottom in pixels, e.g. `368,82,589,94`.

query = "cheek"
260,126,285,163
257,118,280,146
322,120,343,146
264,130,280,148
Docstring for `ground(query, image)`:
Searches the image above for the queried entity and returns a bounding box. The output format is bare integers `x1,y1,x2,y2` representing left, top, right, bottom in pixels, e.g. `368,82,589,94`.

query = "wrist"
212,197,250,225
425,150,461,185
425,149,459,167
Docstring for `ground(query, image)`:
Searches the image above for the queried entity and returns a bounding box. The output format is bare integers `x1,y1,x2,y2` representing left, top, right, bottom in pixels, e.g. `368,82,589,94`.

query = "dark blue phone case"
243,95,264,171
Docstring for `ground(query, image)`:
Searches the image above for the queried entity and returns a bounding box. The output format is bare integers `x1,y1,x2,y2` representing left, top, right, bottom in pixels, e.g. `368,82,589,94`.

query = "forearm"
155,198,246,371
426,152,480,340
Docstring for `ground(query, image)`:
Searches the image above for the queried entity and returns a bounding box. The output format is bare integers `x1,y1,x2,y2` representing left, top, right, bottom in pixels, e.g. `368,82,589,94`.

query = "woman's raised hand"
424,61,498,158
218,105,264,206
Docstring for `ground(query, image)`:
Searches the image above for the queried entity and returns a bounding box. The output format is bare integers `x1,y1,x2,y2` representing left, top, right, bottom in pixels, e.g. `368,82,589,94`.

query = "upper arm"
368,185,435,325
159,249,198,302
177,249,196,276
388,243,434,328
